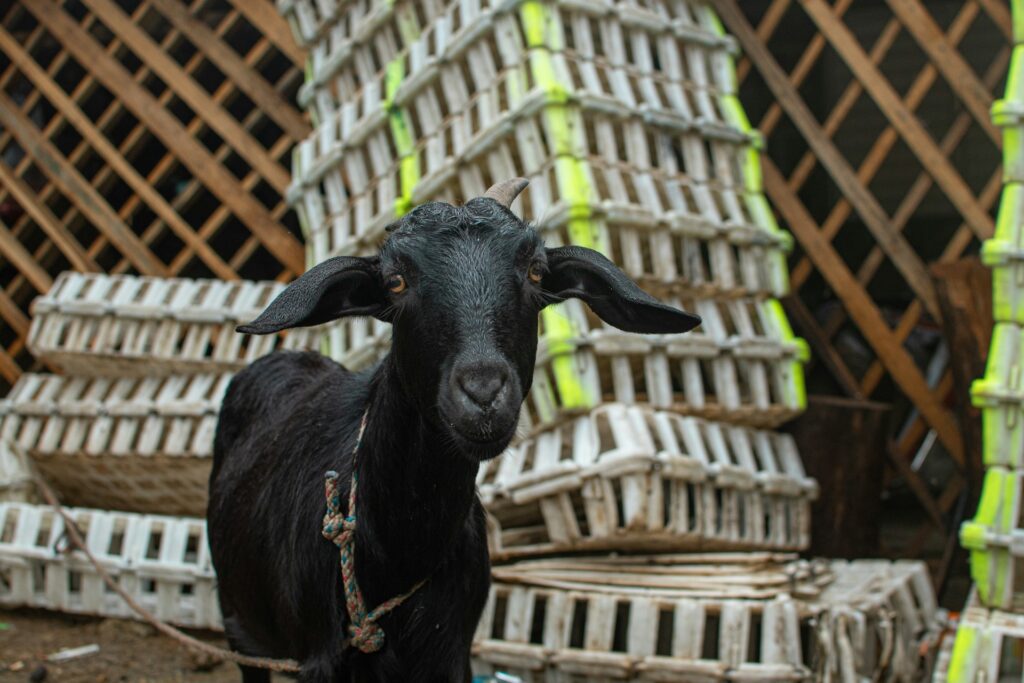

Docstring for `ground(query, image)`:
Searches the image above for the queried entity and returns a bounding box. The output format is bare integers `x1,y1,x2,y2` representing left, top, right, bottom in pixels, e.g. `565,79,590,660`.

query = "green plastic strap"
385,58,419,217
765,299,808,410
945,623,978,682
522,1,594,410
1015,0,1024,44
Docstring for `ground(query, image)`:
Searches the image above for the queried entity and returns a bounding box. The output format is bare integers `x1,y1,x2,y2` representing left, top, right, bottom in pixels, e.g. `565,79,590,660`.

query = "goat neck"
350,355,482,604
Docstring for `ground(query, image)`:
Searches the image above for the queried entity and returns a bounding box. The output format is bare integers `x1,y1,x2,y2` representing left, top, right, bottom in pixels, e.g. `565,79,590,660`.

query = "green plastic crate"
960,467,1024,611
972,323,1024,468
941,591,1024,682
982,183,1024,324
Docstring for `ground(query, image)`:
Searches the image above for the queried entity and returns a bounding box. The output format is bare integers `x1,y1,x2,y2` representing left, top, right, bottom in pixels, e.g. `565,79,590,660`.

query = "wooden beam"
713,0,941,320
148,0,309,142
225,0,305,68
0,93,167,276
761,157,964,463
0,219,52,293
78,0,291,196
885,0,998,145
798,0,995,241
24,0,305,275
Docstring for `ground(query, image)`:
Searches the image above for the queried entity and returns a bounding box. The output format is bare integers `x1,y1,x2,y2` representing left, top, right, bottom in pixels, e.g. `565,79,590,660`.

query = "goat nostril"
457,368,507,408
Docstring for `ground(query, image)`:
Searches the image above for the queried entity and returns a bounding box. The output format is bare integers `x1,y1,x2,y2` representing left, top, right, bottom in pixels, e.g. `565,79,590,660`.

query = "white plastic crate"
0,373,229,516
481,403,816,559
286,0,791,300
473,557,939,683
0,502,220,630
27,272,354,376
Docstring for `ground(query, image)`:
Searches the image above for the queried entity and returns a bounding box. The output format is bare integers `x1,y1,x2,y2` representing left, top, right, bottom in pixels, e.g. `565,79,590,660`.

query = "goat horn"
483,177,529,208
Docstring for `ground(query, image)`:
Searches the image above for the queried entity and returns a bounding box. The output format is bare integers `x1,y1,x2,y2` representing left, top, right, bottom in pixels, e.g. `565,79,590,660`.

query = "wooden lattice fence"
0,0,308,392
716,0,1009,584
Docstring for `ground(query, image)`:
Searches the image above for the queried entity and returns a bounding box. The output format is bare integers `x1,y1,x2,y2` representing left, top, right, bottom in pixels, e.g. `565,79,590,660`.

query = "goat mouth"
448,421,517,459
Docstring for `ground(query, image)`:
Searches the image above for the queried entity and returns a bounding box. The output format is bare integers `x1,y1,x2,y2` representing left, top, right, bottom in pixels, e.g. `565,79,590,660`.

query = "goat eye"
385,274,407,293
528,263,543,284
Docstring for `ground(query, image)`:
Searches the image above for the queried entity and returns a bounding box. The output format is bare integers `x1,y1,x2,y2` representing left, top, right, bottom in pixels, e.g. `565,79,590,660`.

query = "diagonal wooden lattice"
0,0,309,393
715,0,1010,580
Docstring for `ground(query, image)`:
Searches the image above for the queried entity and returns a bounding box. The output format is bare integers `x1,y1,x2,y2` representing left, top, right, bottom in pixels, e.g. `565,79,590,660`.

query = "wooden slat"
762,156,964,464
78,0,291,196
148,0,310,142
714,0,941,320
798,0,996,242
225,0,305,68
884,0,998,145
974,0,1014,41
0,91,167,276
23,0,305,275
0,220,52,294
0,160,99,273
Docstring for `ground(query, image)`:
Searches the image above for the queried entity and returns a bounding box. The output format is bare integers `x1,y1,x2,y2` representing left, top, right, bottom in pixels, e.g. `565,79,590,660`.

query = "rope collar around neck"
322,411,427,654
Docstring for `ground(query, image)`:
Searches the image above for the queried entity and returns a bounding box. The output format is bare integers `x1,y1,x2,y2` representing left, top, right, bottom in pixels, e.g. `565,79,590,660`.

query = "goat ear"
238,256,386,334
542,246,701,334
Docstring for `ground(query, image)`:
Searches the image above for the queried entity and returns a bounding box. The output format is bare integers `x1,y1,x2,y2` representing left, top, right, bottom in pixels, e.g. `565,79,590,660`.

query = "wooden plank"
24,0,305,275
0,344,21,385
0,161,99,273
78,0,291,196
0,93,167,276
797,0,996,241
148,0,309,142
931,259,991,510
761,156,964,464
885,0,998,145
0,288,30,339
0,220,53,293
714,0,941,320
0,25,238,281
225,0,305,68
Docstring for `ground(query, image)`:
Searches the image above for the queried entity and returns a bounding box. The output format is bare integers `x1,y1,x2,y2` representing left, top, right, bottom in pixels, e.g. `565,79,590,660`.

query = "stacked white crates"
276,0,941,678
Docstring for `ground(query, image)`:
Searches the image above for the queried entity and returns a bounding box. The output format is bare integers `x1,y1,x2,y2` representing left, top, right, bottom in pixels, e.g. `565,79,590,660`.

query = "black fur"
208,195,700,682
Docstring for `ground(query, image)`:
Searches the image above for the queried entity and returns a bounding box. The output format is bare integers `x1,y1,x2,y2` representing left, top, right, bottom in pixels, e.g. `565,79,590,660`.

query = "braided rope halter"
322,412,428,653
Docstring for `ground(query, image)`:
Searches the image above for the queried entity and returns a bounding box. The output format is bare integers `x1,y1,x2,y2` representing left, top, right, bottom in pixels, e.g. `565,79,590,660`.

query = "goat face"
238,179,701,461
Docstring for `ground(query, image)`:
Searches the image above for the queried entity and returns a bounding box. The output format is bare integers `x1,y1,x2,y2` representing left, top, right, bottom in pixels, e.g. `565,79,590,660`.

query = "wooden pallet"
0,502,220,630
482,403,815,560
472,556,939,682
27,272,346,377
0,372,231,516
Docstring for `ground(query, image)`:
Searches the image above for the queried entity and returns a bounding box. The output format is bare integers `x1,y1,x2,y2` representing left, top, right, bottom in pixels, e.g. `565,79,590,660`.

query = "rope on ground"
26,465,302,674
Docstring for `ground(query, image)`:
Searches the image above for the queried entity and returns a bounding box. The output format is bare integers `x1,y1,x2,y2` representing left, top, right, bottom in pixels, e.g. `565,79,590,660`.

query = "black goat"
208,179,701,682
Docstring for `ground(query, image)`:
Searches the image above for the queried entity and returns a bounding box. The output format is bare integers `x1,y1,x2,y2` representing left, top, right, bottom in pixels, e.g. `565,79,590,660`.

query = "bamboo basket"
26,272,362,376
936,590,1024,682
0,373,231,516
0,502,220,630
472,556,939,683
481,403,815,559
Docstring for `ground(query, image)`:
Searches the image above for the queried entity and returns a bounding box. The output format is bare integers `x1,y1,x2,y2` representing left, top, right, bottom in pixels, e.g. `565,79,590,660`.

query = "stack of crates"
940,2,1024,679
277,0,941,679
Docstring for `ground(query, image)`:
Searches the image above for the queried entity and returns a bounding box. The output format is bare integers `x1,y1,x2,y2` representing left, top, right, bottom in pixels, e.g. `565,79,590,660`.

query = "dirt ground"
0,609,256,683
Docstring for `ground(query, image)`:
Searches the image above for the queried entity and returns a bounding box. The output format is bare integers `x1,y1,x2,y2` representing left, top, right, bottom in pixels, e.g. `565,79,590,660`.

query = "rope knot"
321,413,428,655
